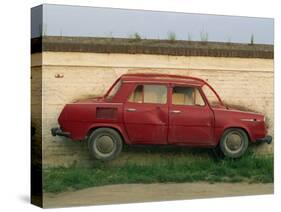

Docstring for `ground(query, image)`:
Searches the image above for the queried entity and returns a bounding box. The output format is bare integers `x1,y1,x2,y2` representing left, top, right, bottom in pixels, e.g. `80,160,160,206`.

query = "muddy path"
44,182,273,208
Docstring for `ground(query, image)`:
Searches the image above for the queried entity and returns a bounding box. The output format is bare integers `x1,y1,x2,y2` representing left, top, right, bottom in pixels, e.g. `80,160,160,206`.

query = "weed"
131,32,141,41
250,33,255,45
167,31,176,42
44,151,273,193
200,31,209,42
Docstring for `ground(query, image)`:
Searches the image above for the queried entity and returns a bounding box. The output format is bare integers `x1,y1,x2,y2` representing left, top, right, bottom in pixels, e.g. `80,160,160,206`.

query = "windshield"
202,85,223,107
105,79,122,100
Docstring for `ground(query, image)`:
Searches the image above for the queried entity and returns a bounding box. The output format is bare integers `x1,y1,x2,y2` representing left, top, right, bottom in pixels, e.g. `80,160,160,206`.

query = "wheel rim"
225,132,243,154
95,135,115,155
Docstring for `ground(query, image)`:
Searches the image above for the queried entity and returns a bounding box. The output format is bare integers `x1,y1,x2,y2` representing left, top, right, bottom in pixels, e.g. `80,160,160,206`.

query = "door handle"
170,110,181,114
126,108,136,112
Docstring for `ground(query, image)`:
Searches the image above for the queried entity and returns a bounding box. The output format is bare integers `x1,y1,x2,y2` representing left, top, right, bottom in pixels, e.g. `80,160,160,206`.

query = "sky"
31,4,274,44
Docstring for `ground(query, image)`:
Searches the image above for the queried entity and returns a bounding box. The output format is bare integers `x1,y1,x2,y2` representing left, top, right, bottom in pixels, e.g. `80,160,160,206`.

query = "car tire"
88,128,123,161
220,128,249,158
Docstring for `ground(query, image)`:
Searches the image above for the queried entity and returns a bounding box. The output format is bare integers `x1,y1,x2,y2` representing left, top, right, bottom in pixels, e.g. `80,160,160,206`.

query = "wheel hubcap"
96,135,114,154
225,132,243,153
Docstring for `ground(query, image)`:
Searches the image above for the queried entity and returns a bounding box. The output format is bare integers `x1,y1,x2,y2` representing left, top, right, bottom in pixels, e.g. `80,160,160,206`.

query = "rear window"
172,87,205,106
105,80,122,100
128,84,167,104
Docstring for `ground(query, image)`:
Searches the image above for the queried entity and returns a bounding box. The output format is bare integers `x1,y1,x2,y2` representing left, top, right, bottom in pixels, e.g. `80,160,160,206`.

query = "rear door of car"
124,83,169,144
168,85,214,145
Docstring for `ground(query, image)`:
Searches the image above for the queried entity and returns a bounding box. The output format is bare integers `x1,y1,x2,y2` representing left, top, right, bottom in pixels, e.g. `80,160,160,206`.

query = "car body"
51,73,272,160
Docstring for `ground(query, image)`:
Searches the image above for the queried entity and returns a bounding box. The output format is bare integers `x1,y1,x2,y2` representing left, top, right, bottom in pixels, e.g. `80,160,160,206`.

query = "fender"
86,123,132,144
214,124,254,145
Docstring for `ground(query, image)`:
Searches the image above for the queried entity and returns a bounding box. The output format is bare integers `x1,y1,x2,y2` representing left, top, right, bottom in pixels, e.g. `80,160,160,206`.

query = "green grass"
43,149,273,193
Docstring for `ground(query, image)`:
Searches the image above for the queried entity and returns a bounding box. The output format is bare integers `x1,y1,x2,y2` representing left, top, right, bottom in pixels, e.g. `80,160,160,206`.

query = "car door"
168,85,214,145
124,84,169,144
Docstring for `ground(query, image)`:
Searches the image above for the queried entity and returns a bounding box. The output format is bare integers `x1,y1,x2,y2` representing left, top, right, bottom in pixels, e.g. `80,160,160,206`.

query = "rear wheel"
220,128,249,158
88,128,123,161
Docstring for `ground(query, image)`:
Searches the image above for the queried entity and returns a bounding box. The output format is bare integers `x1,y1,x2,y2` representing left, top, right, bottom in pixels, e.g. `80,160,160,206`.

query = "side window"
128,85,143,103
105,80,122,100
172,87,205,106
202,85,221,107
128,85,167,104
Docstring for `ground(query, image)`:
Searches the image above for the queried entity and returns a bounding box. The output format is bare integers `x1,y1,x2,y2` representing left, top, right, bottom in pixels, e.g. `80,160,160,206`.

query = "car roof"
120,73,206,87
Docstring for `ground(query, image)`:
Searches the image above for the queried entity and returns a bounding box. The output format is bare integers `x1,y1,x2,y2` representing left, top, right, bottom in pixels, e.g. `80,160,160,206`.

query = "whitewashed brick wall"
31,52,274,167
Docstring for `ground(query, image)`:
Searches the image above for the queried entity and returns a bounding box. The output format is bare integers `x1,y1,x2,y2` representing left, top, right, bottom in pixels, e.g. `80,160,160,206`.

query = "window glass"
105,80,122,100
128,85,167,104
172,87,205,106
128,85,143,103
202,85,221,107
144,85,167,104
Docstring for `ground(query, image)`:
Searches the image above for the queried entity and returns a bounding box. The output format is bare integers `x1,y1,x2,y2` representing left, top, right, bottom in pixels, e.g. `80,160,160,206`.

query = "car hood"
213,106,264,121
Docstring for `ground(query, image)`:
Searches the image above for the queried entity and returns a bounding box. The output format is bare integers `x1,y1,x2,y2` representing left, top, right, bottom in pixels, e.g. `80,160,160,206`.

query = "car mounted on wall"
51,73,272,161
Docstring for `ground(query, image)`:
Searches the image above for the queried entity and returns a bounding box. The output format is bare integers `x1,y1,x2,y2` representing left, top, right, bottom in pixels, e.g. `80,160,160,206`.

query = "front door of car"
124,84,169,144
168,85,214,145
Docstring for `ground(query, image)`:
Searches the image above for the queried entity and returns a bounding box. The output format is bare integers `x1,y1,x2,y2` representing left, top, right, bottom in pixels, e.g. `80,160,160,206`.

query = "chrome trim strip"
240,118,256,122
240,118,262,122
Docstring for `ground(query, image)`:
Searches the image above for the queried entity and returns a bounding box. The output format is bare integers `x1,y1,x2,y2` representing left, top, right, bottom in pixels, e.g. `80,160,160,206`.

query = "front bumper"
256,135,272,144
51,127,70,137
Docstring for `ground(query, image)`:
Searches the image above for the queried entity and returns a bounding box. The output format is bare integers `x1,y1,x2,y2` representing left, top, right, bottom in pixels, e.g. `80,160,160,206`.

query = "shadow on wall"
71,94,102,103
225,103,259,113
225,102,270,127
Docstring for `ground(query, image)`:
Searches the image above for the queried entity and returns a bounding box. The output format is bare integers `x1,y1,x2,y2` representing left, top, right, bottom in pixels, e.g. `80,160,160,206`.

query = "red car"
51,73,272,160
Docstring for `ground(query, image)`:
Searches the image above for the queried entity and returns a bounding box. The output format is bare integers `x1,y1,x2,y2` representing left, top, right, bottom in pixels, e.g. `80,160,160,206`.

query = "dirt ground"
44,182,273,208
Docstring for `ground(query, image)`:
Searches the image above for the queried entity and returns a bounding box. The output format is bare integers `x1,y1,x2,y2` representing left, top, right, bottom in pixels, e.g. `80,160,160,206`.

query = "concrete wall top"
31,36,274,59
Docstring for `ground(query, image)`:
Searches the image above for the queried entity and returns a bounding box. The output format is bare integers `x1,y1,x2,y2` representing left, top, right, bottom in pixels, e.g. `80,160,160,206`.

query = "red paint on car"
52,73,272,159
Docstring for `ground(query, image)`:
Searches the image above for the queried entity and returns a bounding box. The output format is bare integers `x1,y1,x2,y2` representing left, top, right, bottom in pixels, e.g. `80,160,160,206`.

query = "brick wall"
31,50,274,167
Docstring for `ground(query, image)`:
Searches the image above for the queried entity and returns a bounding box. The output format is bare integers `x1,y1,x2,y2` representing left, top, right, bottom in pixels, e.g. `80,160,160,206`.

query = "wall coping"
31,36,274,59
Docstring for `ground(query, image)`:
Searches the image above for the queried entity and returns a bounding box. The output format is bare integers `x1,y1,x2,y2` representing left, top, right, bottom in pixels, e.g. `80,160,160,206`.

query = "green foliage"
44,150,273,193
131,32,141,41
250,34,255,45
188,33,192,42
227,36,232,44
167,31,177,42
200,31,209,42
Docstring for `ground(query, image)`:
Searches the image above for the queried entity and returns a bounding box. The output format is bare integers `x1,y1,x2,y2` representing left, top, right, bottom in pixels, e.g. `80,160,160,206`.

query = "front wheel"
219,128,249,158
88,128,123,161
